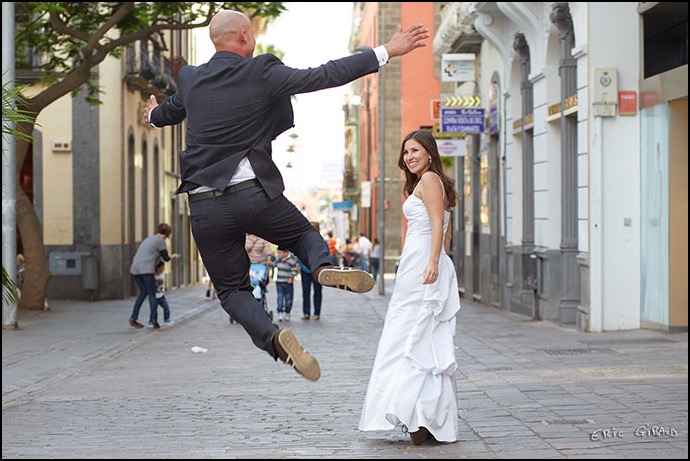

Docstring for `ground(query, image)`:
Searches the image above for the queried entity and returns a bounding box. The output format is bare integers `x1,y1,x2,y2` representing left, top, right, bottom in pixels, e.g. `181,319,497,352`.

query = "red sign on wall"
431,100,441,120
619,90,637,116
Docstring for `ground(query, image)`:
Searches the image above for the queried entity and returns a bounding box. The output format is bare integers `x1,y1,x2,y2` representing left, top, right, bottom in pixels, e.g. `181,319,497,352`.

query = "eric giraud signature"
590,424,679,441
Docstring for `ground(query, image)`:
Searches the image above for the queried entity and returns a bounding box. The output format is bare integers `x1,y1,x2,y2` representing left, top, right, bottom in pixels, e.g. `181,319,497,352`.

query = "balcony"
434,2,483,55
124,40,179,99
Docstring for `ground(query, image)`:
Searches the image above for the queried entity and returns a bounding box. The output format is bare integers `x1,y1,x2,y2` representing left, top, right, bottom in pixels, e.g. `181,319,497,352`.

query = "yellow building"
16,28,205,300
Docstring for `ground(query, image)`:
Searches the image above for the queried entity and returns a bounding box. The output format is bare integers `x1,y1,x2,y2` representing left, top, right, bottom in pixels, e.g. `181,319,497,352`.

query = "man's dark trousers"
189,182,335,358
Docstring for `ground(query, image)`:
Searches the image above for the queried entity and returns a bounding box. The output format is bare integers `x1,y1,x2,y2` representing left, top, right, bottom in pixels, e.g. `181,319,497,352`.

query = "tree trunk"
16,187,51,310
14,122,51,310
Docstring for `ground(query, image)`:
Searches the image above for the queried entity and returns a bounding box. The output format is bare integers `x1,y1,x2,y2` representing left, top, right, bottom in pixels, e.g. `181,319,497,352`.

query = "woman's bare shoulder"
420,171,441,182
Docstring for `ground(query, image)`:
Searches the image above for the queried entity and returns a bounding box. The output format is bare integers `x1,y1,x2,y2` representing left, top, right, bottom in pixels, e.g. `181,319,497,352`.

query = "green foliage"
256,43,285,61
2,78,34,304
1,78,37,146
441,156,454,170
2,266,20,305
14,2,286,104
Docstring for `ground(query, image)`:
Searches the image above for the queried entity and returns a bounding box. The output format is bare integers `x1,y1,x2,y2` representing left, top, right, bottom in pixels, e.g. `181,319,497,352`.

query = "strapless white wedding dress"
359,193,461,442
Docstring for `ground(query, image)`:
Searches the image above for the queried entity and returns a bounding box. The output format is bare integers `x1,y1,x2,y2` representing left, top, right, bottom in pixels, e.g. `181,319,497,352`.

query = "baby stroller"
229,262,273,323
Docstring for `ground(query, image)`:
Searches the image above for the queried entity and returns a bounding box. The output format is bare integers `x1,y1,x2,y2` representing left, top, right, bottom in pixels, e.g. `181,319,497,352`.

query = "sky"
196,2,355,191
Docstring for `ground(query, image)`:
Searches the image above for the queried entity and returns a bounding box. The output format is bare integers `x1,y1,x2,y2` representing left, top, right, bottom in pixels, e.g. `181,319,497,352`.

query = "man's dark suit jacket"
150,50,380,198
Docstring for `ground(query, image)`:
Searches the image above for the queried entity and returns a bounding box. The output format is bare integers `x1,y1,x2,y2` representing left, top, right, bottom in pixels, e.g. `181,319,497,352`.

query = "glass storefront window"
640,103,670,327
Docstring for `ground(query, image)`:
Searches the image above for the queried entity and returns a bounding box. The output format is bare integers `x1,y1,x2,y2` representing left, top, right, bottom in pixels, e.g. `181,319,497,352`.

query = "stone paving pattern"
3,277,687,458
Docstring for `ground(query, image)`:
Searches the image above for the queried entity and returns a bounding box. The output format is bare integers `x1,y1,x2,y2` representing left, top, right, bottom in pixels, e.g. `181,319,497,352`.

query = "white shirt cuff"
147,110,157,128
373,45,389,67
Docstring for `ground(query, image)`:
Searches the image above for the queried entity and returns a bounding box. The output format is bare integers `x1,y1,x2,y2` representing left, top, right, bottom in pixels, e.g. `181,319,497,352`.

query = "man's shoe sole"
317,268,375,293
278,329,320,381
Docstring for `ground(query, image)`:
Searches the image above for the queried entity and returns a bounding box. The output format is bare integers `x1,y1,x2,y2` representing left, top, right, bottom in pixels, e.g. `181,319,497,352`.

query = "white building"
435,2,687,332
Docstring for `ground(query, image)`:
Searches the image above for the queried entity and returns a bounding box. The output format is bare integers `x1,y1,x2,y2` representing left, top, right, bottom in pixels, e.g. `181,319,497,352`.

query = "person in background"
16,254,26,294
350,236,362,269
298,222,324,320
358,233,372,273
154,260,174,326
370,238,381,282
203,265,216,299
326,231,338,256
359,130,461,445
274,248,298,322
245,234,273,266
206,280,217,300
129,223,181,329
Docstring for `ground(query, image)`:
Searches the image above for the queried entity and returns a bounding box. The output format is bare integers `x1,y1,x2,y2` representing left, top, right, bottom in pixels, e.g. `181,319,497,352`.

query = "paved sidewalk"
2,277,687,459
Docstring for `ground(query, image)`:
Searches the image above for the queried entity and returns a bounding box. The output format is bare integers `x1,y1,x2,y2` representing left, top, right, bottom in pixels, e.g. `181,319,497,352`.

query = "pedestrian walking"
298,222,325,320
274,248,298,322
359,130,461,445
206,279,217,300
16,254,26,295
370,238,381,282
143,9,429,380
154,261,174,327
358,233,372,273
129,223,181,329
326,231,338,256
245,234,273,267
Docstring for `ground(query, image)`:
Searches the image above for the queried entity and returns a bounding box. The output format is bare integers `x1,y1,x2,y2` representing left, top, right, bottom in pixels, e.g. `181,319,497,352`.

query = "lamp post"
2,1,19,329
377,38,385,296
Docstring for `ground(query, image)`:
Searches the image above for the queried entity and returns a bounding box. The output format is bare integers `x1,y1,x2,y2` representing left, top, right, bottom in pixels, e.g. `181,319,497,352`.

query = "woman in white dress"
359,130,461,445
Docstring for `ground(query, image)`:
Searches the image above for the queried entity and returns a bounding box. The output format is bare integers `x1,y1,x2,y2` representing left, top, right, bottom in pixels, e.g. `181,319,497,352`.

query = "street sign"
433,123,464,139
332,200,354,211
443,95,481,108
431,99,441,120
441,108,485,134
360,181,371,208
436,138,467,157
441,53,475,82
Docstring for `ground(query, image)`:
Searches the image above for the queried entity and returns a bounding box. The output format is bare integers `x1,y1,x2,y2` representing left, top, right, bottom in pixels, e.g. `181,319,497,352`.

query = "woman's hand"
422,260,438,285
171,253,182,260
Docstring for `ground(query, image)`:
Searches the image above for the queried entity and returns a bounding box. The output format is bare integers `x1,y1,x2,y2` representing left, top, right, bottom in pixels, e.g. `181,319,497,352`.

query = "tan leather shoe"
273,329,320,381
316,266,375,293
129,319,144,329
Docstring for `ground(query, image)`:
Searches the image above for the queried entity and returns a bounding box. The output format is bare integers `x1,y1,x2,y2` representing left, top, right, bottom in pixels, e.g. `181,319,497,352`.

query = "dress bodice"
402,194,450,239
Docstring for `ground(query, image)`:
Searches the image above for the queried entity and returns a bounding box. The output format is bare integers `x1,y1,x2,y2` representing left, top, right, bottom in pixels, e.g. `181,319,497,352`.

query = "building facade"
433,2,687,332
17,27,205,301
348,2,444,276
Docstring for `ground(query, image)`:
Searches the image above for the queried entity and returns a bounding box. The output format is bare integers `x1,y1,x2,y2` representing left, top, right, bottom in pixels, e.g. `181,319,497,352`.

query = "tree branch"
48,11,90,43
88,2,136,48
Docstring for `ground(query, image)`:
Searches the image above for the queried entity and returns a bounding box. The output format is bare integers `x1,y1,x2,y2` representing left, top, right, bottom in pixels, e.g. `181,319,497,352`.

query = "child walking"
274,248,298,321
154,261,174,327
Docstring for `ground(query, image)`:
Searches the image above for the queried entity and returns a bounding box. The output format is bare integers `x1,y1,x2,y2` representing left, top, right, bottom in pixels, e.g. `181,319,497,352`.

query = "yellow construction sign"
443,95,482,108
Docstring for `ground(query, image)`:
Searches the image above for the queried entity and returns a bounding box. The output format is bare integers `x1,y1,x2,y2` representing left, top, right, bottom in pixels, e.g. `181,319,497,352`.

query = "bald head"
209,10,255,57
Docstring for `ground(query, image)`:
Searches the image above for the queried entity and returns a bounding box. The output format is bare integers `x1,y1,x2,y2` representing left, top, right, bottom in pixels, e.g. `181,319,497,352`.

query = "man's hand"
384,23,430,59
143,94,158,126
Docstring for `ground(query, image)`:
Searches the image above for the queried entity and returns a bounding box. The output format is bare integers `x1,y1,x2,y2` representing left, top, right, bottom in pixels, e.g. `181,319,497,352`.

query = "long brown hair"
397,130,458,205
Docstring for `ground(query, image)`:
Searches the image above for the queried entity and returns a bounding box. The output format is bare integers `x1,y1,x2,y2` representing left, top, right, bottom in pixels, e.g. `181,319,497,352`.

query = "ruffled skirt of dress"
359,249,461,442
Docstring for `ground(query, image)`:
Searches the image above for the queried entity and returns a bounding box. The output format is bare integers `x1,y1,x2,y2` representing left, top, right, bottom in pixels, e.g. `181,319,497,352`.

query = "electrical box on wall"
52,140,72,152
49,252,88,275
593,68,618,117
